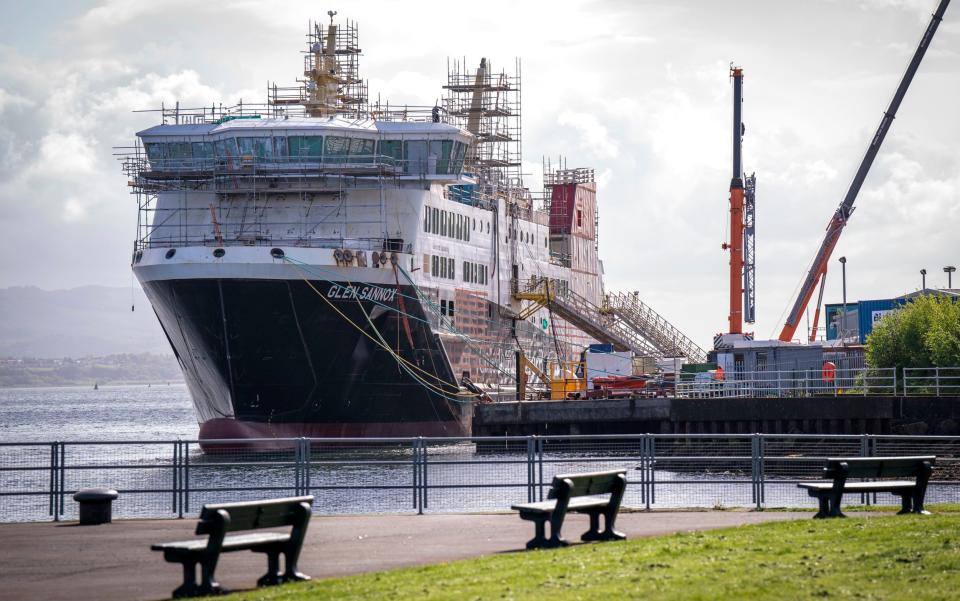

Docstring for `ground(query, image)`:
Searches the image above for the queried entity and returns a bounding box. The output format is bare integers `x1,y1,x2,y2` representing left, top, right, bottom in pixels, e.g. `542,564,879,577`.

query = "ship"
120,13,698,445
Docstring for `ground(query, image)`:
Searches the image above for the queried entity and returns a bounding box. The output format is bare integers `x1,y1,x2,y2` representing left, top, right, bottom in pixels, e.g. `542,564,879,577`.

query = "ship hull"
140,275,471,446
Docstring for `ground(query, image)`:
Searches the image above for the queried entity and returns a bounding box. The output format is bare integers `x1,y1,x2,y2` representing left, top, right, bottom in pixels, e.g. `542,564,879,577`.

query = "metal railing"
675,367,898,398
903,367,960,396
2,434,958,523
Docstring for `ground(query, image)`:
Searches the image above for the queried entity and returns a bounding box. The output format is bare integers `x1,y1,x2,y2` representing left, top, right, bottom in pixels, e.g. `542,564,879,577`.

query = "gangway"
515,278,707,363
603,291,708,363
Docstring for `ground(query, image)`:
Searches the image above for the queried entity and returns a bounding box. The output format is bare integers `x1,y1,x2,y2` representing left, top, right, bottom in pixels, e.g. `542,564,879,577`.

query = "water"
1,386,957,522
0,384,198,441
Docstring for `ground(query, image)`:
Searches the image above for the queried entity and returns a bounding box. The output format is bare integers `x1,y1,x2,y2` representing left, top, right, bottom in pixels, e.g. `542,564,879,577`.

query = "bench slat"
512,496,610,513
824,456,935,479
197,496,313,534
549,470,624,499
152,532,290,553
798,480,917,492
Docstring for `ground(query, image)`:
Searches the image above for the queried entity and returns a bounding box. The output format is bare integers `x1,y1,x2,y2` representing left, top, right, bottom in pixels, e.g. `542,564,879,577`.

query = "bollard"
73,488,119,525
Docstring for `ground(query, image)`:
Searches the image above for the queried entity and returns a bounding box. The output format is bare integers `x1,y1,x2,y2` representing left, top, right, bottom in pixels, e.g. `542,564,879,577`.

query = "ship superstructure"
118,14,673,443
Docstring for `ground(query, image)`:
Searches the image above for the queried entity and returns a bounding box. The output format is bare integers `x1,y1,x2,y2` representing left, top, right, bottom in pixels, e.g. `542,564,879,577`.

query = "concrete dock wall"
473,396,960,436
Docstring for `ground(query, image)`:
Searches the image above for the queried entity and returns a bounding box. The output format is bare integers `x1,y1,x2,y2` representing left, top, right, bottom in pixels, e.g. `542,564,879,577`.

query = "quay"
473,396,960,437
0,511,807,601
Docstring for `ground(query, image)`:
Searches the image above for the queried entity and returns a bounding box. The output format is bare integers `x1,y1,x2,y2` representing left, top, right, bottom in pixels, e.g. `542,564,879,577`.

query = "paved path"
0,510,808,601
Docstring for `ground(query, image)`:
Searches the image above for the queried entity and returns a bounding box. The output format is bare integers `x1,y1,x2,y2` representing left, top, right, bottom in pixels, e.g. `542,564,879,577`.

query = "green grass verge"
221,514,960,601
761,502,960,513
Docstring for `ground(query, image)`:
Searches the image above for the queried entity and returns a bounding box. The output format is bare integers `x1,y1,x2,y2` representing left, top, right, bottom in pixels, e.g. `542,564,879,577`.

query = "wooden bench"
511,470,627,549
151,496,313,598
798,456,935,518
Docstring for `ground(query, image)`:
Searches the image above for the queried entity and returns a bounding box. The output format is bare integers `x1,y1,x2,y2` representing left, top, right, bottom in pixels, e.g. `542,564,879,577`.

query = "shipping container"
857,298,906,343
824,302,858,341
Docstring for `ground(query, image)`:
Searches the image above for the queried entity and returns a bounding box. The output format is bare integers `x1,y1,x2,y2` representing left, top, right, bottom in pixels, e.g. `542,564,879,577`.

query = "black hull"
142,278,471,440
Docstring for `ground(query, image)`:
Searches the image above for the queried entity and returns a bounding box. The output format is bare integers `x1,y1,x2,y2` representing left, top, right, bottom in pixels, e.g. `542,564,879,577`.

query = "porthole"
213,248,225,258
165,248,176,260
270,248,285,259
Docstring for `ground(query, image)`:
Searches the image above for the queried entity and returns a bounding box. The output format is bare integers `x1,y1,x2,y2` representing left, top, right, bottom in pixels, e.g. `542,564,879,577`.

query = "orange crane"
722,66,755,336
779,0,950,342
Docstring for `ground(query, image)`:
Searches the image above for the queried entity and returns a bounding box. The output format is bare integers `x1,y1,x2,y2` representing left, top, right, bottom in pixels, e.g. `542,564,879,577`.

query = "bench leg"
255,548,283,587
896,492,913,515
912,488,931,515
828,493,846,518
580,509,626,542
601,507,626,541
524,515,550,550
813,495,831,519
282,548,311,583
172,561,199,599
198,557,224,596
580,510,603,542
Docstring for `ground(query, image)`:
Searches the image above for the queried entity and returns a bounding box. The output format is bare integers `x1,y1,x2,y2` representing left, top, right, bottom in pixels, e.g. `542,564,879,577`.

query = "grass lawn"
222,514,960,601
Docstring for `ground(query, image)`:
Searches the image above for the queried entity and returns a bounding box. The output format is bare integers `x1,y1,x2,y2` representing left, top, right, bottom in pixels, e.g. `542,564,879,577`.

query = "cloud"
37,132,96,175
0,88,34,113
557,111,619,160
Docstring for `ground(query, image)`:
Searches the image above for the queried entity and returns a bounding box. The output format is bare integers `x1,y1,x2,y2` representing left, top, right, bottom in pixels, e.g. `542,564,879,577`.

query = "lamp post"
946,266,956,289
839,256,848,341
921,268,927,290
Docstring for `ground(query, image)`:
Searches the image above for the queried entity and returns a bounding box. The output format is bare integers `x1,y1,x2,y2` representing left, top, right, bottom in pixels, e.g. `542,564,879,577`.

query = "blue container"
858,298,904,343
588,343,614,353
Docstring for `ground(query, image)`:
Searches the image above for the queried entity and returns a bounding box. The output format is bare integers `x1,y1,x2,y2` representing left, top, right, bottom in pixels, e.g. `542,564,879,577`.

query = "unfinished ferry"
121,14,703,443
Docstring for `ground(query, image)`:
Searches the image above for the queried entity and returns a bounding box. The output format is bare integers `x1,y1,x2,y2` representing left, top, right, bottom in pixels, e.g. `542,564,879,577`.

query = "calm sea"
0,384,198,442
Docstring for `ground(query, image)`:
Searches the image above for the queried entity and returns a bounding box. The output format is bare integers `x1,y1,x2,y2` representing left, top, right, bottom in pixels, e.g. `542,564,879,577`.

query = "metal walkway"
515,278,707,362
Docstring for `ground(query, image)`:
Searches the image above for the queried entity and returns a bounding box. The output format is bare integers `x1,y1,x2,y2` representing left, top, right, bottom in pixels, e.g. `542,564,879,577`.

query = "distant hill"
0,286,172,358
0,354,183,387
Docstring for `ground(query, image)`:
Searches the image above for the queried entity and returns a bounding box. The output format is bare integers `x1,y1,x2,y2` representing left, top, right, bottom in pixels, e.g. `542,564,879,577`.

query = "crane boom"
779,0,950,342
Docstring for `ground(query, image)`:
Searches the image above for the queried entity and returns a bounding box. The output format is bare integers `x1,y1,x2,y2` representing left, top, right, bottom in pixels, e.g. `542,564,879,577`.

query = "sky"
0,0,957,348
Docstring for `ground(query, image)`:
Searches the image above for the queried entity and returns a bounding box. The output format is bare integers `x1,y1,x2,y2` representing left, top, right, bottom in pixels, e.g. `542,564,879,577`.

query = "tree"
865,295,960,371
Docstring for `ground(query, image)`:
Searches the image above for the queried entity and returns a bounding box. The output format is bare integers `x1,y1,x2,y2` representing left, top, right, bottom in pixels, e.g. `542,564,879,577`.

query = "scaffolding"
443,57,523,206
269,11,368,119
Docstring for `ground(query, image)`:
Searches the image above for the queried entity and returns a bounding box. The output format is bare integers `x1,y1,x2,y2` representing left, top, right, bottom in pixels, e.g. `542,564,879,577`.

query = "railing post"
537,436,545,502
412,438,420,514
649,435,656,507
177,440,185,519
49,442,58,521
172,440,179,515
58,442,65,519
184,441,191,515
420,437,430,509
303,438,311,498
642,434,651,510
750,435,758,509
526,436,534,503
935,367,940,397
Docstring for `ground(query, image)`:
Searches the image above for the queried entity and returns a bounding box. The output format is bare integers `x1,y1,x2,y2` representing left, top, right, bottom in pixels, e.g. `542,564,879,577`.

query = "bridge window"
214,138,239,160
288,136,323,159
272,136,288,157
237,137,272,159
144,142,165,162
430,140,453,174
167,142,192,160
349,138,375,161
379,139,402,167
404,140,428,175
191,142,213,159
325,136,350,157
